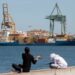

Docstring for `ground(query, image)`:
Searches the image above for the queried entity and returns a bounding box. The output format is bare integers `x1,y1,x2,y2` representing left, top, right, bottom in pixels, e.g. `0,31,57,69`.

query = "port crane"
46,3,66,37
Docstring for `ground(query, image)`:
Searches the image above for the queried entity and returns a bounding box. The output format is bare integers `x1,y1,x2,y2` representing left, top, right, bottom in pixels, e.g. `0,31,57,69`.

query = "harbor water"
0,46,75,73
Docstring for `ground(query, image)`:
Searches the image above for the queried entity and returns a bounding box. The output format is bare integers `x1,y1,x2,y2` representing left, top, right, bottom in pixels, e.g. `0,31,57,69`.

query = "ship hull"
0,40,75,46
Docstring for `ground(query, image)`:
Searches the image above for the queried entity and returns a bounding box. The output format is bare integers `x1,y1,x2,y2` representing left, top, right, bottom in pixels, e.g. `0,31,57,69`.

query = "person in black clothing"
12,47,40,72
22,47,37,72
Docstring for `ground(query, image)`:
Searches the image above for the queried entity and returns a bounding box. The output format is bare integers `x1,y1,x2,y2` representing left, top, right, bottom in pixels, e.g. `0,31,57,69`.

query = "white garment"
50,53,68,68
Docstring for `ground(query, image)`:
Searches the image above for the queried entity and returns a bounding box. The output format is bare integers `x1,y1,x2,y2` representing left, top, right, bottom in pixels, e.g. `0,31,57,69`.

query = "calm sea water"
0,46,75,73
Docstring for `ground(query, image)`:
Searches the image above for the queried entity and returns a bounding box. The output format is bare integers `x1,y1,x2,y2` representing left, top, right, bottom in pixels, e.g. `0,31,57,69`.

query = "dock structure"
1,67,75,75
46,3,66,37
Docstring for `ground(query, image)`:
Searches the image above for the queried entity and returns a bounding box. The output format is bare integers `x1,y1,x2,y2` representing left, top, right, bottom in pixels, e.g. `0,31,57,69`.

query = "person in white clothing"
49,53,68,68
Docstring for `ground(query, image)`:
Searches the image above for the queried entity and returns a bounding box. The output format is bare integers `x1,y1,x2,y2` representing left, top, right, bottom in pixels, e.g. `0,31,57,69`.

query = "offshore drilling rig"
1,3,16,33
1,3,16,42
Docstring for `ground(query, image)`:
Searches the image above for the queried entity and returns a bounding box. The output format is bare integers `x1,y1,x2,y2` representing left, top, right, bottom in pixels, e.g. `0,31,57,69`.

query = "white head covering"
50,53,56,58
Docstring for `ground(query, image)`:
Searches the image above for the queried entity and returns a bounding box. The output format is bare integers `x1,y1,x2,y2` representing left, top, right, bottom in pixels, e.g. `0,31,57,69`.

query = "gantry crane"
46,3,66,37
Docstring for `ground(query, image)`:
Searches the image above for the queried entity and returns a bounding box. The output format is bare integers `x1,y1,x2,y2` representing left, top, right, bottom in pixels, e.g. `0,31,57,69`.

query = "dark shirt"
22,53,37,72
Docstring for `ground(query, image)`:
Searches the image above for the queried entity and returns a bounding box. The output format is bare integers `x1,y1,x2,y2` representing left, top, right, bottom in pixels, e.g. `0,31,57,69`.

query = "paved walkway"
0,67,75,75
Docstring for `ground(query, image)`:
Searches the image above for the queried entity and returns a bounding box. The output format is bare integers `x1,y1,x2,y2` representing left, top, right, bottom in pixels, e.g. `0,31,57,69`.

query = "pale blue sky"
0,0,75,34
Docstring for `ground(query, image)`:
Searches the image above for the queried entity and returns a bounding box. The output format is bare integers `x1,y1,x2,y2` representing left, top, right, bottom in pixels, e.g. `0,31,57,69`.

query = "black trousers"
12,64,22,72
12,64,30,72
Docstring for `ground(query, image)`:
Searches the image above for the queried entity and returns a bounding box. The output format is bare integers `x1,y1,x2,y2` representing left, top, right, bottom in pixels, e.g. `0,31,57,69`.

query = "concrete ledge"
1,66,75,75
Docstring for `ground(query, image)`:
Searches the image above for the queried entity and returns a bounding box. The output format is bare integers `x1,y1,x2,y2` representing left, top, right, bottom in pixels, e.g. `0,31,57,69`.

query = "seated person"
12,47,41,72
49,53,68,68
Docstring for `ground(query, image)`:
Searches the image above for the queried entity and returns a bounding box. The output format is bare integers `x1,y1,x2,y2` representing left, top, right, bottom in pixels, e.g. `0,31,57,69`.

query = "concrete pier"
0,67,75,75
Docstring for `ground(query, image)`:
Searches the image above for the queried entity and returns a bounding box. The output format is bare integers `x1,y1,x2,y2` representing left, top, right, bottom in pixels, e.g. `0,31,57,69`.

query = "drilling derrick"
46,3,66,37
1,3,16,42
1,3,16,33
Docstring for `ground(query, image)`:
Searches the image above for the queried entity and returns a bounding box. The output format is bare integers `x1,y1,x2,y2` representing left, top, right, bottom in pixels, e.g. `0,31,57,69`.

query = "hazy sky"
0,0,75,34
